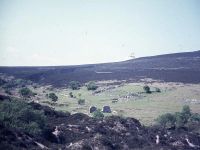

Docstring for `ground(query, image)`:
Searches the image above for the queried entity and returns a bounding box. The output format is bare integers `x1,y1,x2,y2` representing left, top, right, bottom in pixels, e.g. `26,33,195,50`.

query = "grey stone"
89,106,97,113
102,106,111,113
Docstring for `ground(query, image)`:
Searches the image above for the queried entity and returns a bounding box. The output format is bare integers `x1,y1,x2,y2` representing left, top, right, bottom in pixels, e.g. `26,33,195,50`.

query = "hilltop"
0,50,200,86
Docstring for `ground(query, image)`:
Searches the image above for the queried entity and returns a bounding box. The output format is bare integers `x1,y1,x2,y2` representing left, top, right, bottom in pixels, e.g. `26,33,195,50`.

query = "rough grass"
29,81,200,125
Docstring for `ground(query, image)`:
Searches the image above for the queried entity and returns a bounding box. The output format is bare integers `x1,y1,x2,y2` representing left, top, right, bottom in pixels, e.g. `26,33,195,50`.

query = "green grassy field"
31,81,200,125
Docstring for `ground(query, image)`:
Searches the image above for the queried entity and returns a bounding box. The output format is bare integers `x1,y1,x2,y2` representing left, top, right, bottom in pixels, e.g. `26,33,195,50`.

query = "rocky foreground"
0,99,200,150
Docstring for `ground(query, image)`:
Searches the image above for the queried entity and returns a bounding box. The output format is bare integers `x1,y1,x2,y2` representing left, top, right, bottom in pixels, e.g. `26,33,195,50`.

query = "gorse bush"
69,92,73,98
92,109,104,119
86,81,98,90
69,81,81,90
0,100,46,135
48,93,58,102
78,99,85,105
156,105,200,129
143,85,151,93
19,87,33,98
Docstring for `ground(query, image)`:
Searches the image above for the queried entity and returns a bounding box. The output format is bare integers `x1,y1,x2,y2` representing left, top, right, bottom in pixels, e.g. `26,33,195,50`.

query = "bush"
155,87,161,92
19,87,33,98
156,113,176,128
143,85,151,93
49,93,58,102
69,92,73,98
69,81,81,90
0,100,46,135
156,105,199,129
78,99,85,105
87,81,98,90
92,109,104,119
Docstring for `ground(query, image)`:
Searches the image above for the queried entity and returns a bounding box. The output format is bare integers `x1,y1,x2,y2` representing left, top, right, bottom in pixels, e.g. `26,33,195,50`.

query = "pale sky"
0,0,200,66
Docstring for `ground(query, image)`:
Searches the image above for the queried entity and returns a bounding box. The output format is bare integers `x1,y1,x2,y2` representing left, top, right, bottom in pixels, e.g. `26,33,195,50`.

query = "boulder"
89,106,97,113
102,106,111,113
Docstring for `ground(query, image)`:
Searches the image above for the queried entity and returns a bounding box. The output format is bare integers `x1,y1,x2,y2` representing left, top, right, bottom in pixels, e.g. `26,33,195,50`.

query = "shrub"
78,99,85,105
92,109,104,119
143,85,151,93
69,81,81,90
0,100,46,135
69,92,73,98
19,87,33,98
155,87,161,92
156,113,176,128
49,93,58,102
87,81,98,90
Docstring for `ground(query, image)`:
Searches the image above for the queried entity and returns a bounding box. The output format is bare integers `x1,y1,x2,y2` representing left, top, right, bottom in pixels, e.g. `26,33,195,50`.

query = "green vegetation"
0,100,46,135
86,81,98,90
143,85,151,93
155,87,161,92
69,92,73,98
19,87,33,98
92,109,104,119
69,81,81,90
156,105,200,129
78,99,85,105
49,93,58,102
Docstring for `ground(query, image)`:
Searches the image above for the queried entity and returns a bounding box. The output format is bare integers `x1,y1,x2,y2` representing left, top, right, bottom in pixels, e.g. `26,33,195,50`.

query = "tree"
156,113,176,128
78,99,85,105
69,81,81,90
143,85,151,93
19,87,33,98
69,92,73,98
49,93,58,102
86,81,98,90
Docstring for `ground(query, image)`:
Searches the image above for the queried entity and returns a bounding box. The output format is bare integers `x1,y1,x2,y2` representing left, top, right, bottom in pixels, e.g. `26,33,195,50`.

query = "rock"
102,106,111,113
89,106,97,113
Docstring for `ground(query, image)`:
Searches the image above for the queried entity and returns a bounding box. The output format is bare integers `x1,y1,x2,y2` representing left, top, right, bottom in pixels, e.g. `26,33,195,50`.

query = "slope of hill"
0,50,200,86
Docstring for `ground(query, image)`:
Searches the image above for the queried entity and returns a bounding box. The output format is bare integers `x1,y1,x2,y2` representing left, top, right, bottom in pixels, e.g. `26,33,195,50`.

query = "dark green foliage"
92,109,104,119
69,81,81,90
156,113,176,128
155,87,161,92
78,99,85,105
19,87,33,97
86,81,98,90
156,105,199,129
143,85,151,93
49,93,58,102
69,92,73,98
0,100,46,135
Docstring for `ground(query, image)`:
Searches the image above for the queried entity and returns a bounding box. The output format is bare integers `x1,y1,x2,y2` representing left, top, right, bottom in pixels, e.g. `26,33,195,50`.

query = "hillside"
0,50,200,86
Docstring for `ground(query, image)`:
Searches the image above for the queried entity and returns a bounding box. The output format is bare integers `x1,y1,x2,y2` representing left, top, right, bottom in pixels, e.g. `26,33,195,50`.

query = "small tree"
69,81,81,90
19,87,33,98
92,109,104,119
143,85,151,93
87,81,98,90
155,87,161,93
78,99,85,105
69,92,73,98
49,93,58,102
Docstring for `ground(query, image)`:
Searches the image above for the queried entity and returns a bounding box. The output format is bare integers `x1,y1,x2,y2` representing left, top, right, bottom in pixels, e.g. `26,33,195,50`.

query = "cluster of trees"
68,81,98,91
156,105,200,129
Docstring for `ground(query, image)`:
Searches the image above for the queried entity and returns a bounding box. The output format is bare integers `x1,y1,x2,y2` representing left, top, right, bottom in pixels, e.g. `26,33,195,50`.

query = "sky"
0,0,200,66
